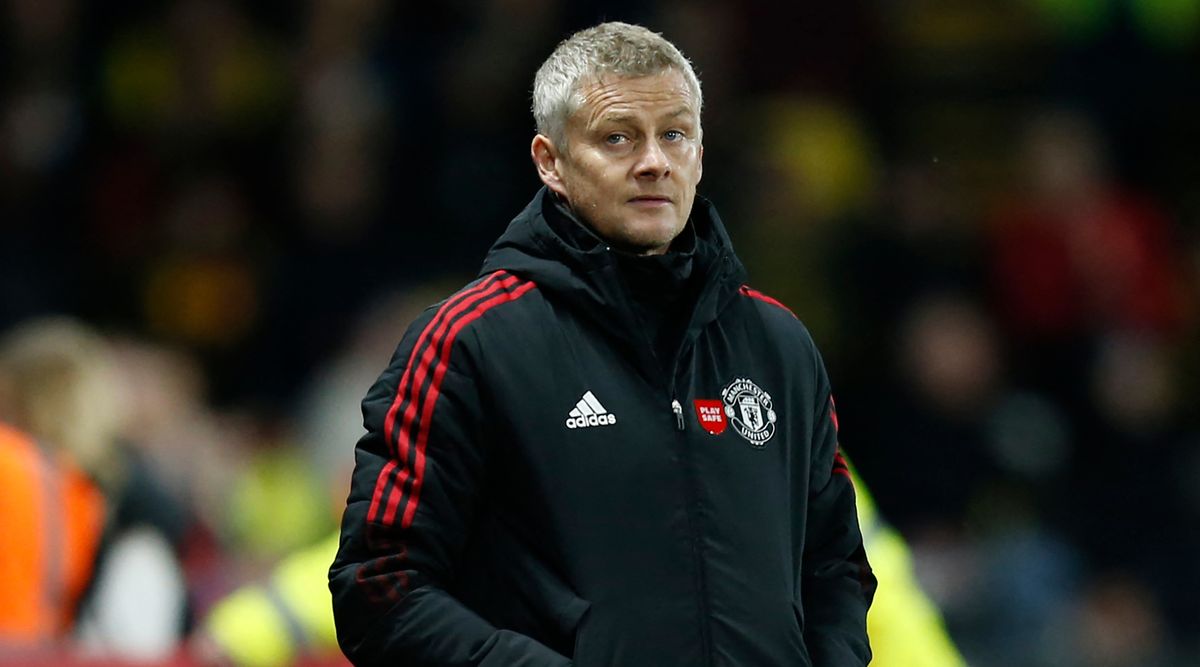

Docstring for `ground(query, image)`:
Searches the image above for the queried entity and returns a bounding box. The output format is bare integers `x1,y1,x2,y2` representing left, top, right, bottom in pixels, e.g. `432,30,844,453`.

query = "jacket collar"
479,187,747,367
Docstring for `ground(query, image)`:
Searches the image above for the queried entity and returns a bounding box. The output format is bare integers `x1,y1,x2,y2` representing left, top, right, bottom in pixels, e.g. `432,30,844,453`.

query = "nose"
634,138,671,180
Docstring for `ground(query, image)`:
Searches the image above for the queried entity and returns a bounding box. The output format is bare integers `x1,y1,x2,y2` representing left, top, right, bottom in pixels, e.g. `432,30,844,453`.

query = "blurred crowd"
2,0,1199,665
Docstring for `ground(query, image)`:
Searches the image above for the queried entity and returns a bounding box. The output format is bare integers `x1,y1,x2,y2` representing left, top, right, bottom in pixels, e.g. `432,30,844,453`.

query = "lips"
629,195,672,204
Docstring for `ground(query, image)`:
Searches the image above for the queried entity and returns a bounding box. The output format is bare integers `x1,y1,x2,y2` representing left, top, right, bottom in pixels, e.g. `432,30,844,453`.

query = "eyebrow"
597,113,636,125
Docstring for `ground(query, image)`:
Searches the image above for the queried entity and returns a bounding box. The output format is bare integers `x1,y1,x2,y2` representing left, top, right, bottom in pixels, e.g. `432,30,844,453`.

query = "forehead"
573,70,698,126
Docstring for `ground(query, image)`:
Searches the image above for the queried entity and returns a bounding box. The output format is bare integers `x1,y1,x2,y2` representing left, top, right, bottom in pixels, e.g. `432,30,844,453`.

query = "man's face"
533,69,703,255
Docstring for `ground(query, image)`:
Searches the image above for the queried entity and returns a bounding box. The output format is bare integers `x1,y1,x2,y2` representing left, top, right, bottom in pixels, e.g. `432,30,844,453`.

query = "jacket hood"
479,188,748,351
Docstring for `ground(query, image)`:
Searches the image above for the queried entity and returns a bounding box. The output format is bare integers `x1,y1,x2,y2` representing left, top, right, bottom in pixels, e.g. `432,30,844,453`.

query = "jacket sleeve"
801,352,877,666
328,308,570,667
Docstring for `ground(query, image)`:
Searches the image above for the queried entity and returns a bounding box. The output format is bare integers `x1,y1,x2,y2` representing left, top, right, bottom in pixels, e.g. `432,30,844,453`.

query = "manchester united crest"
721,378,777,447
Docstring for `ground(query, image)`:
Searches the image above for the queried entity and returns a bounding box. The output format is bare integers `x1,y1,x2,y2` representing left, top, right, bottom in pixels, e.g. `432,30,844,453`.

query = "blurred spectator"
195,532,342,667
0,421,104,651
222,430,330,564
0,318,188,660
984,110,1197,641
1063,574,1178,667
853,467,967,667
988,108,1188,357
950,484,1082,667
103,336,264,623
830,158,987,383
850,293,1007,534
0,319,125,483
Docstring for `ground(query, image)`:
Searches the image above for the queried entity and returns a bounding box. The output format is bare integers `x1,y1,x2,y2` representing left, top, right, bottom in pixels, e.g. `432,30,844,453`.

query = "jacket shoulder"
370,271,540,392
734,283,830,390
429,271,540,327
735,284,818,345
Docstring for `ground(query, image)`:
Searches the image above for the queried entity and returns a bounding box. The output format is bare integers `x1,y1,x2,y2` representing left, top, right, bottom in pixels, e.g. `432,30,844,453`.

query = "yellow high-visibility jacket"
855,468,966,667
204,533,340,667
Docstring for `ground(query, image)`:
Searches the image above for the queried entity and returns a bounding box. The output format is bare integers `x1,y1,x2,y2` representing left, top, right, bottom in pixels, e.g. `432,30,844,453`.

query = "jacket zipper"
669,377,713,667
660,254,731,667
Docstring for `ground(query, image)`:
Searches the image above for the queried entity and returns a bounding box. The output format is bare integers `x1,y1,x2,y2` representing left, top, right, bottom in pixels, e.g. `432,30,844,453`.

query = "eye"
664,130,685,141
605,133,628,145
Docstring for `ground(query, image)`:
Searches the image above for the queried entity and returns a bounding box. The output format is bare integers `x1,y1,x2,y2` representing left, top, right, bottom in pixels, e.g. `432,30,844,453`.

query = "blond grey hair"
532,22,703,147
0,317,125,477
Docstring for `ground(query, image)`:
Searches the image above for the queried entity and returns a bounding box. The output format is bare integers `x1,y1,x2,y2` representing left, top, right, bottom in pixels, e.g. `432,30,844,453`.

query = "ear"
697,143,704,184
531,134,569,198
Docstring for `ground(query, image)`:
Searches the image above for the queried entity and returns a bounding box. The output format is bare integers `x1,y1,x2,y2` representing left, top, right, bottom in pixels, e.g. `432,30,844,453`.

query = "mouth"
628,195,673,207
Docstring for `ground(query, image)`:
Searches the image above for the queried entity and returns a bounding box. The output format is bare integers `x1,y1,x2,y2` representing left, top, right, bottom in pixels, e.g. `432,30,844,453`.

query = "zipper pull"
671,399,685,431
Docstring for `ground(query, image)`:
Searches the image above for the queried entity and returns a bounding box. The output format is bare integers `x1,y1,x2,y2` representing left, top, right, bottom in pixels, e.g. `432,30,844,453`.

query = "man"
330,22,875,666
0,421,105,647
0,318,188,658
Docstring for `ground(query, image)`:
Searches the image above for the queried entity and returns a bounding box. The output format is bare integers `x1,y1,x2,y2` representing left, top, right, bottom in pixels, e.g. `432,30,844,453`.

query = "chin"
622,225,683,253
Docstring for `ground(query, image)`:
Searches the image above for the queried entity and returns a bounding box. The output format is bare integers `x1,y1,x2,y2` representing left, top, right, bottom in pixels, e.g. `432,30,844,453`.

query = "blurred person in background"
853,467,965,667
197,532,341,667
987,107,1198,653
330,21,875,667
0,404,103,652
0,318,189,660
988,108,1189,398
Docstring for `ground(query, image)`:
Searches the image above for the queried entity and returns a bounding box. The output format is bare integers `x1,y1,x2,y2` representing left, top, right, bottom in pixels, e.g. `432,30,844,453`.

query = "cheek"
566,179,598,209
573,168,616,204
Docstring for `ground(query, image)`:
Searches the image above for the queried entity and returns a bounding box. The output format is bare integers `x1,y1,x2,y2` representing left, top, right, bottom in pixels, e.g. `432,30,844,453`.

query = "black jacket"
330,188,875,667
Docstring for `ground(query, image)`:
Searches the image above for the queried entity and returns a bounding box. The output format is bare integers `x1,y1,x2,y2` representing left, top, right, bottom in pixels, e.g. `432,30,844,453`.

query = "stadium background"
2,0,1199,665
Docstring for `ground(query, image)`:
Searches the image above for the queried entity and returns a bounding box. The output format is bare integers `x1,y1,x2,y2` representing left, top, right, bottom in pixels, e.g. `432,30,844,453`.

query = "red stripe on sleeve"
393,276,518,461
394,279,537,529
833,450,851,480
367,460,397,523
380,275,522,525
367,271,508,523
738,284,797,319
382,272,507,456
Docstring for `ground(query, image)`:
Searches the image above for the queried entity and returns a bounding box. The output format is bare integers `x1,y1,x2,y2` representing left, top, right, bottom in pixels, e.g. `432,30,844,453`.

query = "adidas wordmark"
565,391,617,429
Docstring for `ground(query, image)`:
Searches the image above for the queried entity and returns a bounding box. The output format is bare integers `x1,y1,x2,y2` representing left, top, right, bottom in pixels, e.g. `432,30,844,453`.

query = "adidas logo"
565,391,617,429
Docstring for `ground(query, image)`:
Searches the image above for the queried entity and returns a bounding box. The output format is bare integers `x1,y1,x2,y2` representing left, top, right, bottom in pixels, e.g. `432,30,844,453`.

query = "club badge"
721,378,777,447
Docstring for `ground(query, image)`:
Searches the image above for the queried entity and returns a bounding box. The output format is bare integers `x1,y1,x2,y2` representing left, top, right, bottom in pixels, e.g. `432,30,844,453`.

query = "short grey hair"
532,22,703,148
